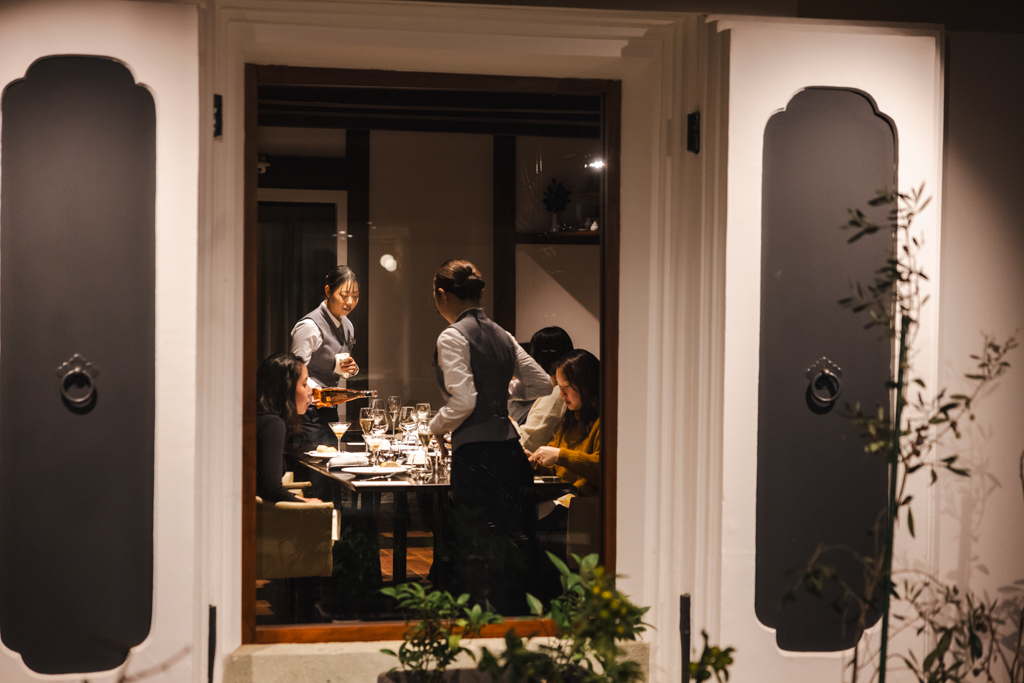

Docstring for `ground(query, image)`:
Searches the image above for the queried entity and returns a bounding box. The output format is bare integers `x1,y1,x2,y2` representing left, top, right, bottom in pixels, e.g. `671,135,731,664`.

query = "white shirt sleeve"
429,328,477,435
509,330,554,401
519,385,566,452
290,319,325,388
290,319,323,364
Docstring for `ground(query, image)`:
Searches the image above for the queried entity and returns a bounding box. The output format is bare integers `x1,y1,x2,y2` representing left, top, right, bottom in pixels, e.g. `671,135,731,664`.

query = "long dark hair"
257,352,305,433
530,327,574,376
434,259,485,301
325,265,358,298
555,349,600,447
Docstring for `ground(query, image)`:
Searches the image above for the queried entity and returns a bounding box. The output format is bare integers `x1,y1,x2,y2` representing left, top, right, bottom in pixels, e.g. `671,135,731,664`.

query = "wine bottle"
312,387,377,408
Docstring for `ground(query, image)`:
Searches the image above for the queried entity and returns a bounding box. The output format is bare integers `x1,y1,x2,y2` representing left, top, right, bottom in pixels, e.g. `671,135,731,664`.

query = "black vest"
433,309,518,449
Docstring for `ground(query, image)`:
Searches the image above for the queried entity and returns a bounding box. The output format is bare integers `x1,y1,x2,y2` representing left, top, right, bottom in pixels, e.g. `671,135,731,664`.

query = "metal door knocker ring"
55,354,100,407
805,357,842,411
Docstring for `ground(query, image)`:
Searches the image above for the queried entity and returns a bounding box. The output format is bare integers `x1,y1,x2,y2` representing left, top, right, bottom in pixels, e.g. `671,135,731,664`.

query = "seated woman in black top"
256,352,319,503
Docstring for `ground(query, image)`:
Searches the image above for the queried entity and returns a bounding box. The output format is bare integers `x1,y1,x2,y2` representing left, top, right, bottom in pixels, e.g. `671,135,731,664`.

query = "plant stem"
878,313,911,683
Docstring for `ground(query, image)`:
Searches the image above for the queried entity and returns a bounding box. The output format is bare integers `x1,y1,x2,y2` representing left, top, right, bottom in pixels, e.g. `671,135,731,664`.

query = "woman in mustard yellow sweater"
527,349,601,497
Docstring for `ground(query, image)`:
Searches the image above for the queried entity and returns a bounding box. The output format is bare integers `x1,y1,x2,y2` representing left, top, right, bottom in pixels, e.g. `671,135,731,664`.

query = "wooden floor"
379,530,433,582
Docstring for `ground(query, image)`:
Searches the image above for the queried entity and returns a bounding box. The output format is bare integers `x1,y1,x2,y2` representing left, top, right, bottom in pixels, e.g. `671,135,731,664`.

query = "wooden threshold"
255,619,558,644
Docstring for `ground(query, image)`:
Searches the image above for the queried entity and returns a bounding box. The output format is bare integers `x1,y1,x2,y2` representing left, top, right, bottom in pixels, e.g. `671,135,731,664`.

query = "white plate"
306,450,342,458
341,465,410,476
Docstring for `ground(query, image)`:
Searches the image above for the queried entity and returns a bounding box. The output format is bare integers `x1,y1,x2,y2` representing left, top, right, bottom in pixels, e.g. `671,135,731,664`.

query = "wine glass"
399,407,417,443
359,407,374,437
371,408,387,436
328,421,350,452
369,397,385,413
362,433,383,467
415,402,431,425
387,395,401,435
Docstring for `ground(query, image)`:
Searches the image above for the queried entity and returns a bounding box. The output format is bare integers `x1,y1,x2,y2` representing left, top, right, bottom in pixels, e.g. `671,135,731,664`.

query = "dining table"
289,448,572,585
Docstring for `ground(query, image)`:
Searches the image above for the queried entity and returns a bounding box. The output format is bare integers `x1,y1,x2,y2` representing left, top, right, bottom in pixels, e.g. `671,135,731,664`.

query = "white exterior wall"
4,2,1021,683
0,1,200,682
715,16,945,681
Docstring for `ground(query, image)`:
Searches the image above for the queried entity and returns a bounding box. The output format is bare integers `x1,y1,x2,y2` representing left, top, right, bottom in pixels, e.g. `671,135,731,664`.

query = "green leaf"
525,593,544,617
381,649,397,657
546,551,571,577
907,508,915,538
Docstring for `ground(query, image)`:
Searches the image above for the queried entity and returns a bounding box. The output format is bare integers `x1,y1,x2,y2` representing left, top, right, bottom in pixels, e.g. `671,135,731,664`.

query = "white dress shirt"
518,383,566,452
290,307,359,389
429,311,552,436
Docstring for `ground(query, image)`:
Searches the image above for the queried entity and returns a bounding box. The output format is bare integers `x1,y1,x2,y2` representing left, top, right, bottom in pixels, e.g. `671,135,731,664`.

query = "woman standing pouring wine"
290,265,362,447
428,259,551,612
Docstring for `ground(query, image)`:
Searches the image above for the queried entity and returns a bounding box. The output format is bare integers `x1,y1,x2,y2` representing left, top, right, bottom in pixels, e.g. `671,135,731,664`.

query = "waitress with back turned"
290,265,361,448
429,259,551,612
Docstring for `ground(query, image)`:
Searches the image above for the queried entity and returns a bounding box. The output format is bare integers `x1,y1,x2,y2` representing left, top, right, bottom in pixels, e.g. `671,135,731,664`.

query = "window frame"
242,63,621,644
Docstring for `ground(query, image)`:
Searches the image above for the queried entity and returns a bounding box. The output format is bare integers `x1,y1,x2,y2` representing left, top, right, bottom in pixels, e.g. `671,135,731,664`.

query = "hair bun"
435,259,486,301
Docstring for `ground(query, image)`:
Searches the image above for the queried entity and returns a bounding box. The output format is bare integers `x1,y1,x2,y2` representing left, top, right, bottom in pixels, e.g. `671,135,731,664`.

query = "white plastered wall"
714,16,944,680
0,1,199,681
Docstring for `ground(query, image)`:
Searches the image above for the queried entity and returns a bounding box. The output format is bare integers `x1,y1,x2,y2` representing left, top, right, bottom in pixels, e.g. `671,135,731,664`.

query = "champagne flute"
328,421,350,452
387,395,401,435
415,402,431,425
359,407,374,437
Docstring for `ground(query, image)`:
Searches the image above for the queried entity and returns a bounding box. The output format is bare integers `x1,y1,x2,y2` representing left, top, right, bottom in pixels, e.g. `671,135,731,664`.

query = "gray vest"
302,302,355,387
434,309,518,449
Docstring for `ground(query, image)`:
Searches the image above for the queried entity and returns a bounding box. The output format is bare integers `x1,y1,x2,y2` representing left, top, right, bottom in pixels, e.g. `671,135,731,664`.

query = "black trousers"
446,438,536,614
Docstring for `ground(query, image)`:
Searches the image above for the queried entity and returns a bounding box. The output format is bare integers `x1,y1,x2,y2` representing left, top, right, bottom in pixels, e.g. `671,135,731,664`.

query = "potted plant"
378,582,504,683
786,186,1023,682
476,552,649,683
543,179,572,232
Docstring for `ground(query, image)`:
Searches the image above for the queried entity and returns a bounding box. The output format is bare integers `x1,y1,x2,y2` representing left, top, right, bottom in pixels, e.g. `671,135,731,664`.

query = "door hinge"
686,111,700,154
213,94,223,138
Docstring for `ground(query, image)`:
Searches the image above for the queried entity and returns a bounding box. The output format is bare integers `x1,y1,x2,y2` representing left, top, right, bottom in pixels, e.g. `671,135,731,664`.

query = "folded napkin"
328,454,370,468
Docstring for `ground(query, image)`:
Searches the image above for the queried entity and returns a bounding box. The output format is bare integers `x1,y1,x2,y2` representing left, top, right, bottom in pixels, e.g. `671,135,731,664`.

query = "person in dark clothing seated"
256,352,319,503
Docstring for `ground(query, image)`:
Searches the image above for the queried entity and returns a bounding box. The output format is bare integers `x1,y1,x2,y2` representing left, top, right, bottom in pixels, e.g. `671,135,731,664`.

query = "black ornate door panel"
755,88,894,652
0,56,155,674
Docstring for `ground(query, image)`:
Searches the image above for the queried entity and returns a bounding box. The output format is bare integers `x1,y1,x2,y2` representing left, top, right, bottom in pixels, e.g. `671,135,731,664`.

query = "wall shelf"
514,230,600,245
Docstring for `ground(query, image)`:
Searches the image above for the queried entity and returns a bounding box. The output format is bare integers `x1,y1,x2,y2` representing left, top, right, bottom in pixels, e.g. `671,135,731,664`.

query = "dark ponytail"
433,259,485,301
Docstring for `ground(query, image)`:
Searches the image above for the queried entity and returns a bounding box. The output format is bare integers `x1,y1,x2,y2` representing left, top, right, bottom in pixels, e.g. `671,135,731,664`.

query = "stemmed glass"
371,407,387,436
370,409,388,466
387,395,402,436
398,407,417,444
415,402,431,425
327,421,350,452
359,407,374,437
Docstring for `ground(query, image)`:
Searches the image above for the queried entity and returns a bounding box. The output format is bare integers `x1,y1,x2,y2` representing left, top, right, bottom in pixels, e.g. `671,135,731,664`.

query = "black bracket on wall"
686,111,700,154
213,94,223,138
680,594,691,682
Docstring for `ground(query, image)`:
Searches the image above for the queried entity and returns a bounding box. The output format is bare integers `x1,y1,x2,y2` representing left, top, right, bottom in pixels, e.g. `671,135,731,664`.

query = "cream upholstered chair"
255,474,335,580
